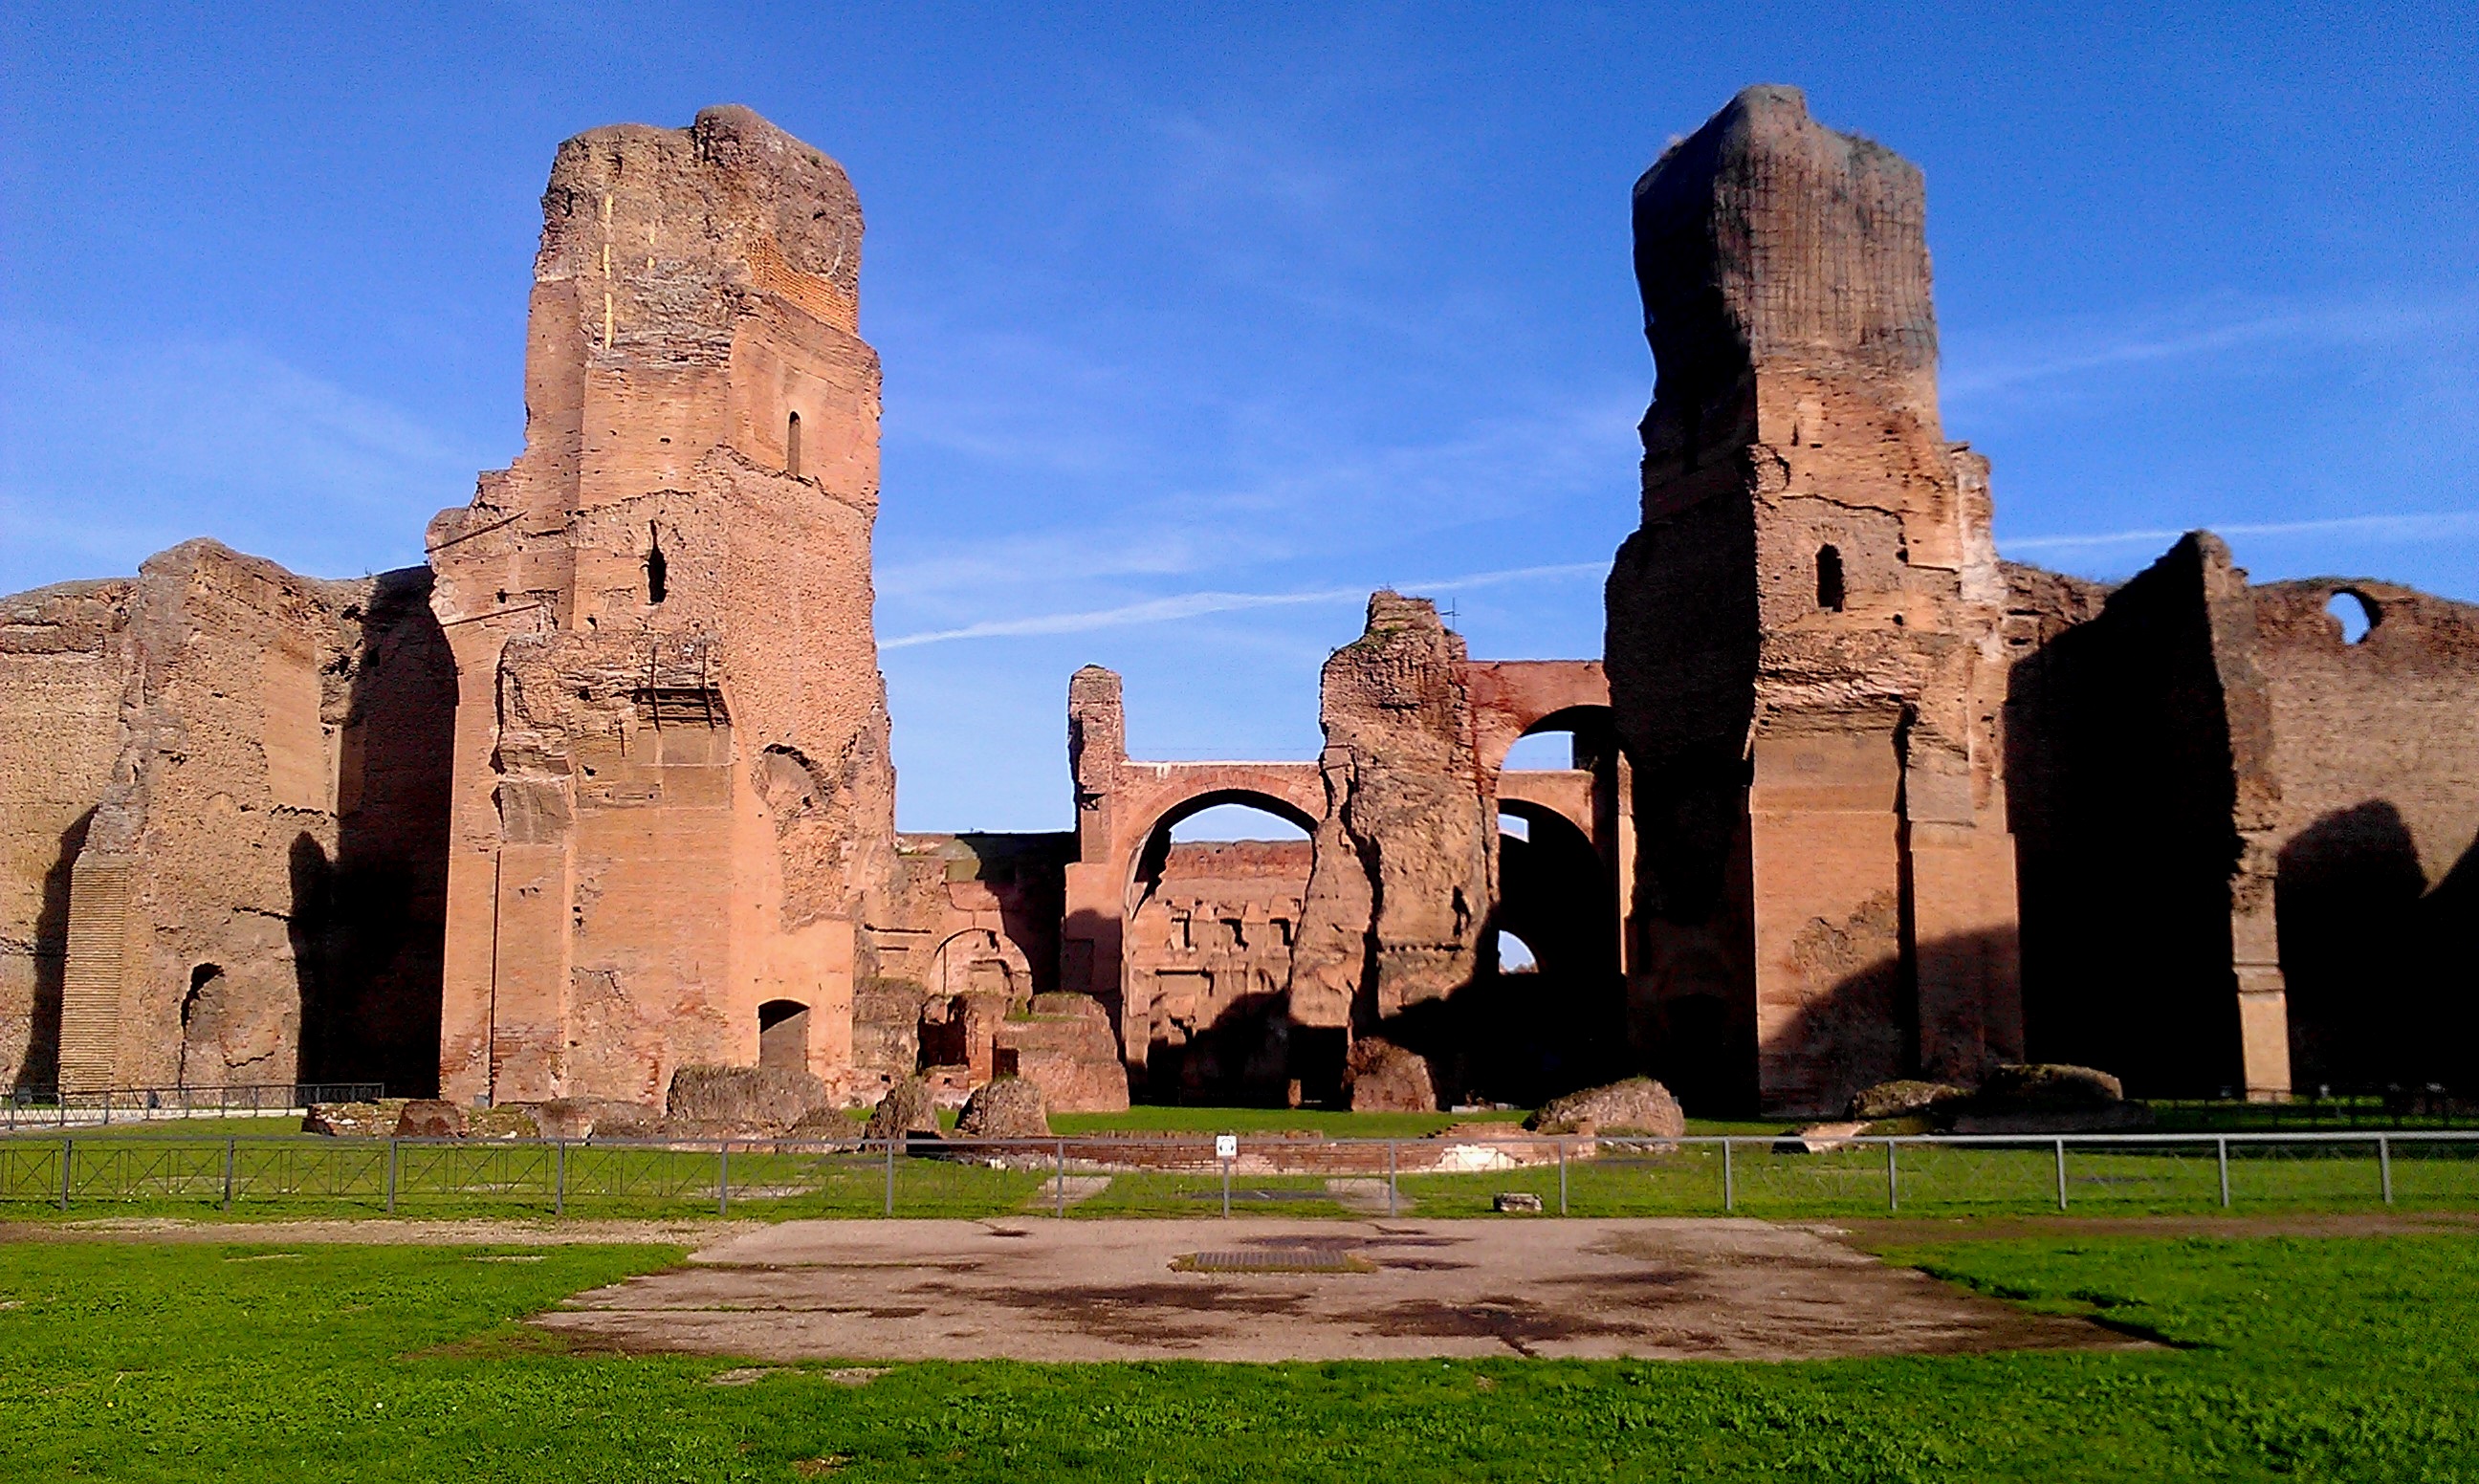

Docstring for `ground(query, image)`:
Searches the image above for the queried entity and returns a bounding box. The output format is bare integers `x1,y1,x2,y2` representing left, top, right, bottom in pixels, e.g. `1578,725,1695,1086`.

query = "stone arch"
1123,785,1321,907
1464,660,1612,777
927,926,1031,1000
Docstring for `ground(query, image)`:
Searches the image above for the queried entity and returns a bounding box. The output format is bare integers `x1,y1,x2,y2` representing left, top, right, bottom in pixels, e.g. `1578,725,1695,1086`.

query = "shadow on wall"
1145,986,1294,1104
12,807,94,1093
2003,545,2250,1098
1755,927,2027,1120
296,570,456,1096
2280,803,2479,1094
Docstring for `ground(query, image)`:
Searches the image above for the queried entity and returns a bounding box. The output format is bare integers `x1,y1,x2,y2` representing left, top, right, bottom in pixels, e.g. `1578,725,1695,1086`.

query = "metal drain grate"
1176,1249,1369,1274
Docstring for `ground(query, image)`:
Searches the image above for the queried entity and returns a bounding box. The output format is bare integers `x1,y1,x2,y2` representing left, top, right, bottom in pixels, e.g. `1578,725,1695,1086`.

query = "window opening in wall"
645,522,668,604
2328,590,2376,644
757,999,810,1073
181,964,223,1031
1816,545,1845,612
1496,932,1538,972
785,410,802,478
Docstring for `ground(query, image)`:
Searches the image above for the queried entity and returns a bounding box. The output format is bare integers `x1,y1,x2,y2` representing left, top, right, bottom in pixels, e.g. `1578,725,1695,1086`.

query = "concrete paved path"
537,1216,2148,1363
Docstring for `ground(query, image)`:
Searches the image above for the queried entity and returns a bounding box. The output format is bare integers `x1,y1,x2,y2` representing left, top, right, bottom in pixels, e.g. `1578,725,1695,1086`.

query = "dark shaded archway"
2278,802,2475,1094
1124,793,1314,1105
1405,802,1626,1106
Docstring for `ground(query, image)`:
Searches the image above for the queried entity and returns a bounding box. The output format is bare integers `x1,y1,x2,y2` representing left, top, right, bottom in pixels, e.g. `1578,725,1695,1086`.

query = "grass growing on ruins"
3,1231,2476,1480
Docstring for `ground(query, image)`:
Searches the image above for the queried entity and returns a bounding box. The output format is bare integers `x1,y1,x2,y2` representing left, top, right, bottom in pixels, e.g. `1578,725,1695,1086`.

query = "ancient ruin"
4,90,2470,1119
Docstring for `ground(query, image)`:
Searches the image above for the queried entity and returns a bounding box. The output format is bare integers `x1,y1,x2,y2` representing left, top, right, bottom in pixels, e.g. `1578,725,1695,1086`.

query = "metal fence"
2,1128,2473,1219
3,1083,385,1128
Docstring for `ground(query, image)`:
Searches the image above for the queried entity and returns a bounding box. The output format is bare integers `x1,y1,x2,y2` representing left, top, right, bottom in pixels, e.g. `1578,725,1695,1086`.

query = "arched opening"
645,522,669,605
177,964,225,1087
1816,545,1845,612
757,998,810,1073
1461,800,1626,1105
2327,589,2376,644
785,410,802,478
1126,790,1317,1105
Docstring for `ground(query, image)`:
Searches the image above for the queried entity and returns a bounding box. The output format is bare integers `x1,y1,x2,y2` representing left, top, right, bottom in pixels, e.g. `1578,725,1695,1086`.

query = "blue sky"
4,3,2473,832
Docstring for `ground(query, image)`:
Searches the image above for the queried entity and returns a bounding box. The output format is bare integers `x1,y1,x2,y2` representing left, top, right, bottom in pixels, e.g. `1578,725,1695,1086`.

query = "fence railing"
2150,1091,2479,1130
4,1084,385,1128
2,1128,2472,1219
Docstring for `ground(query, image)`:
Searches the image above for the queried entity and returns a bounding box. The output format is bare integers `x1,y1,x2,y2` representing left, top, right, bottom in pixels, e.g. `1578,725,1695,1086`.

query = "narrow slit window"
645,522,669,605
1816,545,1845,612
785,410,802,478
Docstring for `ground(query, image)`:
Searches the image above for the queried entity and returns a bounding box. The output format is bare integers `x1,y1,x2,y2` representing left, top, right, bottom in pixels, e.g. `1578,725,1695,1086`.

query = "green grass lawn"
2,1229,2474,1479
7,1124,2471,1224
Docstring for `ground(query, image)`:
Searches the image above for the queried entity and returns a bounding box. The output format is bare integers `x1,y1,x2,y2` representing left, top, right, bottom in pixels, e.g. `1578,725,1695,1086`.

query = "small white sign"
1216,1134,1239,1161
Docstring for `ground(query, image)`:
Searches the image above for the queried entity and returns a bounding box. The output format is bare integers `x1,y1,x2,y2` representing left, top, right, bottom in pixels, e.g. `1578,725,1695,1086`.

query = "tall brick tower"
1605,86,2022,1115
428,106,897,1107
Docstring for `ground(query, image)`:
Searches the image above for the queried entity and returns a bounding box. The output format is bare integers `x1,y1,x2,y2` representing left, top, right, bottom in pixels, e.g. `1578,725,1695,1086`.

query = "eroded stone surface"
426,106,896,1109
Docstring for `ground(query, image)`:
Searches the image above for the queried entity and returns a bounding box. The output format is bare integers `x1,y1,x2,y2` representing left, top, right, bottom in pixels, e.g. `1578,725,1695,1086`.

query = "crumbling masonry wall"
1291,595,1495,1055
1606,85,2022,1117
2255,579,2479,1089
2005,535,2283,1097
427,106,897,1108
0,542,451,1095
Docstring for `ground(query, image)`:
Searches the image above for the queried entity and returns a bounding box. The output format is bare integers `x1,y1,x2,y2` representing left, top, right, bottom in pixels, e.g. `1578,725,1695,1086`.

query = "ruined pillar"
1606,86,2023,1116
1290,593,1494,1093
1061,665,1131,1068
428,106,896,1108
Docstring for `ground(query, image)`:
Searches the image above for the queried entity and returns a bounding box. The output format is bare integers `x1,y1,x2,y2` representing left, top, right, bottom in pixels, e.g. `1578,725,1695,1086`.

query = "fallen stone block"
1528,1077,1685,1138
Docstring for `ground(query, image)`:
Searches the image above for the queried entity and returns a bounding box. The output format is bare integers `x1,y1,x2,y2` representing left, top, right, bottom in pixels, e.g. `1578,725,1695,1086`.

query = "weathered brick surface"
1608,86,2019,1117
427,107,896,1108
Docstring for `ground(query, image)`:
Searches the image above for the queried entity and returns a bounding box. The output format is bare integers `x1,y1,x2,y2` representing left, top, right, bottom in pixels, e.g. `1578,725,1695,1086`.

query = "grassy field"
2,1229,2473,1479
5,1123,2473,1224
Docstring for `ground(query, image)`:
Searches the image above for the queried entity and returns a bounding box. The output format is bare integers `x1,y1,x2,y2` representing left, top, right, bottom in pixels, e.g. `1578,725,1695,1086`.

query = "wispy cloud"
0,322,491,590
878,388,1639,605
1944,291,2479,402
884,559,1605,648
2002,509,2479,555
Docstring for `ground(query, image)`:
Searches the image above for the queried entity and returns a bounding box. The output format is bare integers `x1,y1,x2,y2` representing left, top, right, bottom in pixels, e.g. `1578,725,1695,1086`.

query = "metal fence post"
1722,1137,1735,1212
58,1136,71,1211
717,1142,731,1216
883,1137,894,1217
1386,1140,1397,1218
1886,1138,1898,1211
1558,1139,1569,1216
2217,1136,2230,1209
555,1140,567,1218
2380,1135,2393,1205
2054,1137,2068,1211
222,1138,235,1212
385,1139,399,1214
1054,1140,1066,1219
